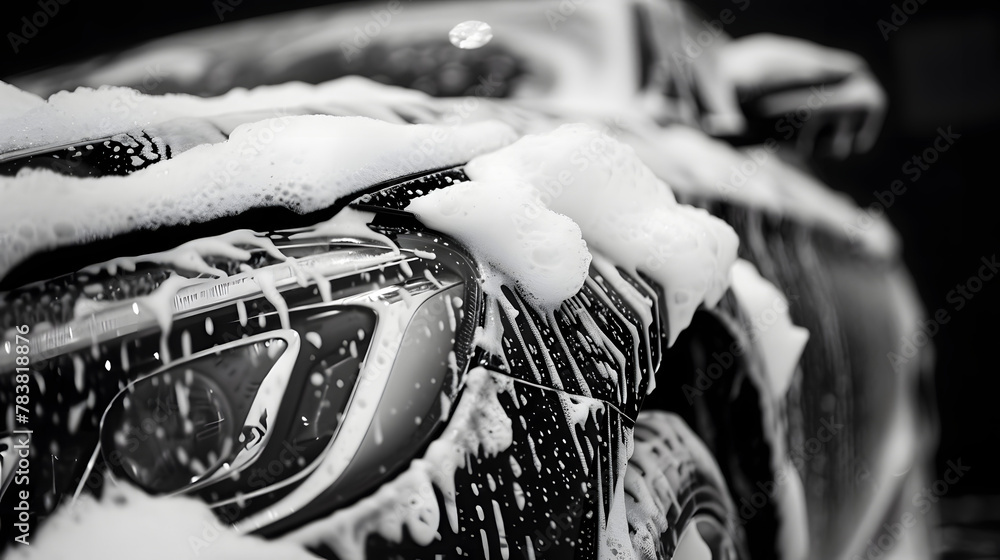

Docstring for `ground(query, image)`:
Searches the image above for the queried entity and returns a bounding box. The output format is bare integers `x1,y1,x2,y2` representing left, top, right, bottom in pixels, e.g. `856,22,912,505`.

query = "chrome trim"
79,330,301,496
219,273,462,530
0,245,414,372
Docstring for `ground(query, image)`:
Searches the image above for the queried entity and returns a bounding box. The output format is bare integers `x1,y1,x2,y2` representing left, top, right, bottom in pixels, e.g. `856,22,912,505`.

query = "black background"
1,0,998,510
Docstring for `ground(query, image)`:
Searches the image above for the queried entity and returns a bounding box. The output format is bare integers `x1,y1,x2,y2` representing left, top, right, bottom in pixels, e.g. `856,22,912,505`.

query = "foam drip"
407,124,738,351
286,367,514,560
729,259,809,400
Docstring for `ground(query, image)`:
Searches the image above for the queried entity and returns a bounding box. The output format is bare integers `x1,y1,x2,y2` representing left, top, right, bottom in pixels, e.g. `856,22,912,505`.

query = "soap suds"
287,367,514,560
0,115,515,280
629,125,899,257
408,124,738,347
406,177,591,311
83,229,286,278
0,81,45,120
0,77,436,154
729,259,809,399
8,482,319,560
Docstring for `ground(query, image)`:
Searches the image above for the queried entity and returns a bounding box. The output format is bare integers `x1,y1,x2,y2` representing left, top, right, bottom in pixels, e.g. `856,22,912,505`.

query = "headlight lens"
100,337,289,494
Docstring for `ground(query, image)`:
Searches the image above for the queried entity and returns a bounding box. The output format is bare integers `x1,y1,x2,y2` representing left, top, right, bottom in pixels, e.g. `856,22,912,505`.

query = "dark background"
685,0,1000,499
2,0,998,549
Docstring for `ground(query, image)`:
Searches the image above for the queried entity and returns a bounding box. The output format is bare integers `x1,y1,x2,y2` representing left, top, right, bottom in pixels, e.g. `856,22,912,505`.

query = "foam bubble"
406,178,591,311
729,259,809,399
7,482,318,560
630,125,899,258
0,115,516,280
288,367,514,559
410,124,739,345
0,77,436,154
0,81,45,120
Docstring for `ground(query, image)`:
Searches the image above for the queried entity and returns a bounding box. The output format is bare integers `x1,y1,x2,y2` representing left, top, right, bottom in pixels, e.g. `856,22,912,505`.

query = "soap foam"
287,367,514,560
629,125,899,258
723,260,812,560
408,124,738,345
0,77,436,154
0,115,516,281
7,482,318,560
729,259,809,400
0,81,45,121
406,177,591,311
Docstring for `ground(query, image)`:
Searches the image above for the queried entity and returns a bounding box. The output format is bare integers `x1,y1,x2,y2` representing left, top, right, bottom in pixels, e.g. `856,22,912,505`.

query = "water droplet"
449,20,493,49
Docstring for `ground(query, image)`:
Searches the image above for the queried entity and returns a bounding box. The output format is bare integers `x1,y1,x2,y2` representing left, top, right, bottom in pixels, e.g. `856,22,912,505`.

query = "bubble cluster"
409,124,739,347
0,116,516,281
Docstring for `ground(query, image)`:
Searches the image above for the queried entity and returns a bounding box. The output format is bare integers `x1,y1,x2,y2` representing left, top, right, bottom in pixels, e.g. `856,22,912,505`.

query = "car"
0,111,753,559
0,1,934,559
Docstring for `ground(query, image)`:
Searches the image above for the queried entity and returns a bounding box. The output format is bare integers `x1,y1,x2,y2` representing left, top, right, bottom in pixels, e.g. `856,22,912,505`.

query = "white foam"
673,524,713,560
0,77,436,154
629,125,899,257
775,459,810,560
83,229,286,278
406,177,591,311
0,81,45,120
287,367,514,560
0,115,515,281
729,259,809,400
601,424,636,560
10,482,318,560
725,260,811,560
409,124,738,346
